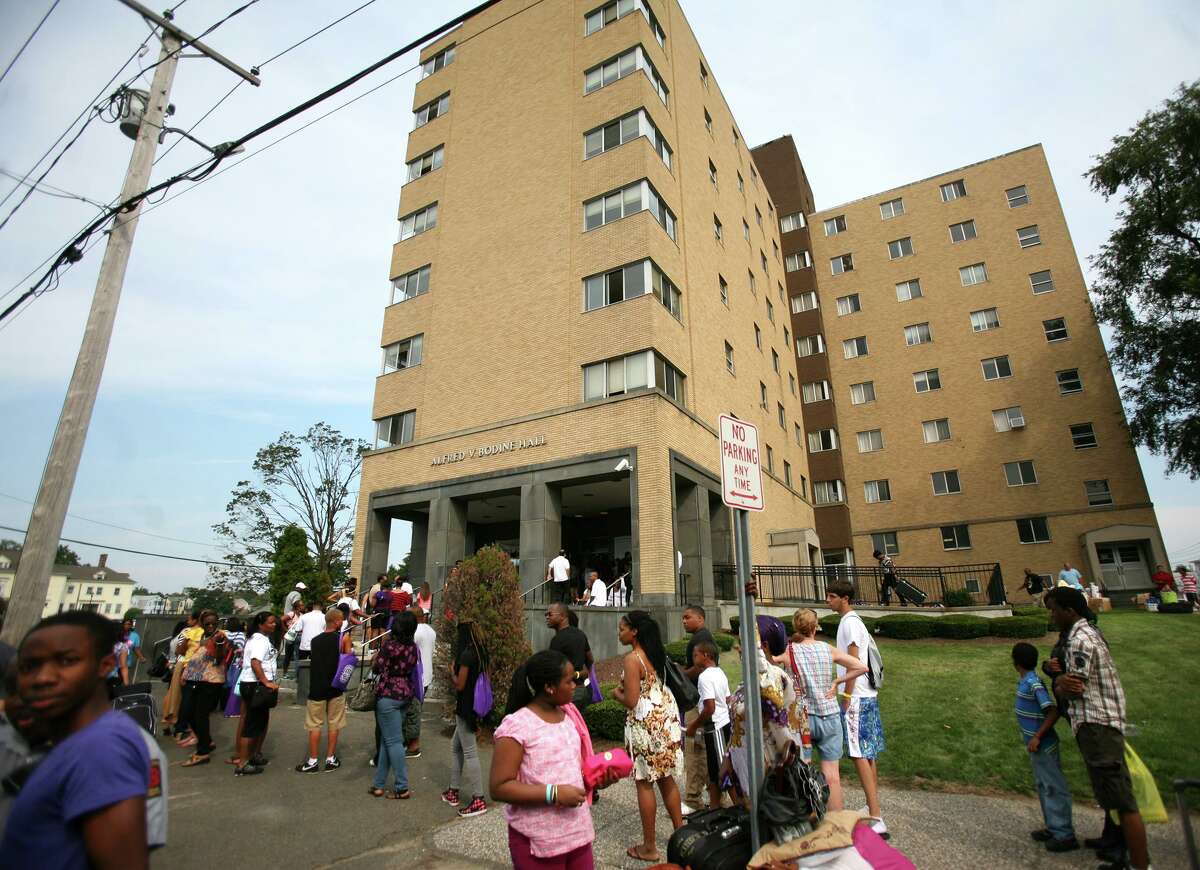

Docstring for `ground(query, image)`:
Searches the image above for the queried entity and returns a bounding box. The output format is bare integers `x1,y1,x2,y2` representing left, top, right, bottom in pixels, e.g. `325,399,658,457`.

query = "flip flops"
181,755,210,767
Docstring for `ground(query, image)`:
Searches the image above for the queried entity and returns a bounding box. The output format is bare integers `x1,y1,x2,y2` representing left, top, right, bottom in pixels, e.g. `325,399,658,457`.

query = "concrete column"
426,495,467,594
361,508,390,587
519,481,561,594
674,479,713,606
408,515,428,583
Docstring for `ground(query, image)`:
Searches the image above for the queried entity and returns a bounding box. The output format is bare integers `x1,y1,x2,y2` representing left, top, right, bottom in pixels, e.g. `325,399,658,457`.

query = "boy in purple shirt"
2,611,151,869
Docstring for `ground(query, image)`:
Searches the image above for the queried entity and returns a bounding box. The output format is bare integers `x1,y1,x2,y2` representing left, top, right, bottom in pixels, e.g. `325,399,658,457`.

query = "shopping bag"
473,670,494,718
414,657,425,702
1110,742,1168,824
331,652,359,692
589,664,602,703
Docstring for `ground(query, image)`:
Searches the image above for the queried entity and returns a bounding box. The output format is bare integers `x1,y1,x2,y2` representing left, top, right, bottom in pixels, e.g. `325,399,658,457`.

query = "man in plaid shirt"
1046,587,1152,870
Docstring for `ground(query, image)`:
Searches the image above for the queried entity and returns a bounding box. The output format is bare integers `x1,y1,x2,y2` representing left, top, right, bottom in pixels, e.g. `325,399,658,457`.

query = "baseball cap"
295,582,307,590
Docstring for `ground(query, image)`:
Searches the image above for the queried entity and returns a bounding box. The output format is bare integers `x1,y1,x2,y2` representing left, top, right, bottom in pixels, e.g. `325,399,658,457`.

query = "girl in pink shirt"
490,650,618,869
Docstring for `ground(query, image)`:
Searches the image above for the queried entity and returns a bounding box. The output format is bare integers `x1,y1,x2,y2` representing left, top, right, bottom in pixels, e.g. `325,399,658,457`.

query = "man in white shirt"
828,579,887,839
547,550,571,604
405,606,436,759
283,582,305,616
587,572,607,606
294,604,327,704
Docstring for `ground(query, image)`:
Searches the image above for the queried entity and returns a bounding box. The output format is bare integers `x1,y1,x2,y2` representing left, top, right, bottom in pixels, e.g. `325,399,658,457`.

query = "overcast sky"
0,0,1196,594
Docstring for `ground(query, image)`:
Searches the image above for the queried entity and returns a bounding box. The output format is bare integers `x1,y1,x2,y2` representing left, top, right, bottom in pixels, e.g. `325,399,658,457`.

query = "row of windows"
822,180,1031,234
828,225,1041,274
585,0,664,46
805,419,1098,461
801,362,1085,407
584,45,668,106
871,511,1083,557
584,259,681,319
584,179,677,239
836,314,1071,359
837,471,1113,512
584,108,672,168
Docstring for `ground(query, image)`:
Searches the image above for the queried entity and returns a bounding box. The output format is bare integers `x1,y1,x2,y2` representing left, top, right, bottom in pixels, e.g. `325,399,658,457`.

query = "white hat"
295,582,307,590
400,582,414,595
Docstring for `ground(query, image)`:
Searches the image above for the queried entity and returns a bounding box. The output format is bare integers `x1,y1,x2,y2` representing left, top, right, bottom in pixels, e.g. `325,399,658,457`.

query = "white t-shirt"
337,595,359,613
549,555,570,582
297,609,326,651
589,577,607,606
414,623,436,689
697,665,731,729
835,612,876,699
238,633,277,683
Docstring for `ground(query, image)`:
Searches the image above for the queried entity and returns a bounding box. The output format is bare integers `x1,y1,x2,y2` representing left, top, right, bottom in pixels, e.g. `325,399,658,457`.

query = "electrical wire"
0,524,268,570
0,167,108,209
0,0,62,87
0,491,225,549
255,0,382,69
120,0,264,91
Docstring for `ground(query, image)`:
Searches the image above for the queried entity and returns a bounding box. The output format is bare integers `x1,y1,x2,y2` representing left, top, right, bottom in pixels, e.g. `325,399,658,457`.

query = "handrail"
356,628,391,653
521,578,554,598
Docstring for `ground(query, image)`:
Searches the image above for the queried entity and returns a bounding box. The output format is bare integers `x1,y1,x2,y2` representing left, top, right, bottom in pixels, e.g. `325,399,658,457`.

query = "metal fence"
711,562,1006,606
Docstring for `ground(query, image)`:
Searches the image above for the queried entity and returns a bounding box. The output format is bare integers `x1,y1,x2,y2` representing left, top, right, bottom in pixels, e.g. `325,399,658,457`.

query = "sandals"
368,787,387,797
625,846,659,863
386,789,411,800
181,755,210,767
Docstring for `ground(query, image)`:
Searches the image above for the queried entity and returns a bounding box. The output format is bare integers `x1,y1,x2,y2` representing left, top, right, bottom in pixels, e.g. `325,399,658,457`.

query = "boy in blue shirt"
1013,641,1078,853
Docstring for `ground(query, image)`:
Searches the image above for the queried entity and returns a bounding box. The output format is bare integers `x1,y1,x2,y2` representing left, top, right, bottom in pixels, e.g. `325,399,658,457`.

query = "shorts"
842,696,885,760
403,695,425,743
305,695,347,732
1075,722,1138,813
1188,592,1198,605
239,682,271,739
703,722,731,783
809,712,844,761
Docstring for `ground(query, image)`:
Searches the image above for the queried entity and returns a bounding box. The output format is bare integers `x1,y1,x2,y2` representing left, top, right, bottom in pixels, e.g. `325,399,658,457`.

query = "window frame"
856,429,884,453
1070,422,1098,449
1056,369,1083,394
1017,225,1042,248
1030,270,1055,294
992,406,1026,432
864,479,892,504
970,307,1000,332
922,418,951,443
791,291,818,313
959,262,988,286
413,92,450,129
801,380,832,404
807,428,838,453
949,219,977,243
879,197,904,219
1085,479,1113,507
939,179,967,202
830,253,854,275
895,279,922,302
1006,185,1029,208
1017,516,1051,544
941,524,971,550
1043,317,1069,342
887,236,914,260
1003,460,1038,487
849,381,876,405
836,293,861,316
871,532,899,556
390,264,431,305
375,409,416,448
913,368,941,393
931,469,961,496
583,179,677,239
823,215,847,236
420,44,456,79
785,251,812,272
780,211,805,232
405,145,445,183
843,335,869,359
398,202,438,241
904,321,932,346
981,355,1013,381
382,333,424,374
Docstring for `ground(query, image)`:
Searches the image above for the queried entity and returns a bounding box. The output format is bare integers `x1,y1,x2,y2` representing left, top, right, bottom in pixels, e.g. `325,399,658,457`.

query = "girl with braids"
613,610,684,862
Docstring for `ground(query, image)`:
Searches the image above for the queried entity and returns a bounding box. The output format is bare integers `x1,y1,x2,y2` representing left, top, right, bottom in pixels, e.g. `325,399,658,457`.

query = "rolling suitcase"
113,683,158,736
896,578,927,606
666,806,752,870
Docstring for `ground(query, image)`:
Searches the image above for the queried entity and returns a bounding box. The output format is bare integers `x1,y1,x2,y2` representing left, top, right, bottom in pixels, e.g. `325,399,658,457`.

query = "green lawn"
720,610,1200,799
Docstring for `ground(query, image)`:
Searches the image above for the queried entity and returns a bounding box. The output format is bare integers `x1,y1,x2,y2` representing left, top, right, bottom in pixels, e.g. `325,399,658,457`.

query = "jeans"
1029,744,1075,841
373,697,410,793
449,714,482,797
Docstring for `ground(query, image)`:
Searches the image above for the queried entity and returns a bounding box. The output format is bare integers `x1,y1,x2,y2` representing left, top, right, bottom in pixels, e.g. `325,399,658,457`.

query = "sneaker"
1085,835,1120,850
295,759,320,773
868,817,889,840
324,756,340,771
234,764,264,776
405,749,422,759
1044,837,1079,853
680,803,697,816
1030,829,1054,843
249,754,269,766
457,796,488,818
441,788,460,807
369,757,376,767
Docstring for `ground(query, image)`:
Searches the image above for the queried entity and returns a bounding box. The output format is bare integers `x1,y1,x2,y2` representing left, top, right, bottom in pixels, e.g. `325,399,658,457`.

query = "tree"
0,539,21,551
1087,79,1200,477
55,544,80,566
266,525,319,612
124,607,143,619
133,586,151,595
211,422,369,593
184,586,234,615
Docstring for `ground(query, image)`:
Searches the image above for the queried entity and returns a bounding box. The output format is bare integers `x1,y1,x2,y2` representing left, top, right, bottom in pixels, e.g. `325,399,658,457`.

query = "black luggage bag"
666,806,753,870
1159,601,1195,614
896,578,927,605
113,683,158,736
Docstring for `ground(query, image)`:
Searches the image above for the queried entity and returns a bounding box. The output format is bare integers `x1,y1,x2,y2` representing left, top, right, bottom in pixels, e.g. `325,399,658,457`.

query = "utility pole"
1,4,257,646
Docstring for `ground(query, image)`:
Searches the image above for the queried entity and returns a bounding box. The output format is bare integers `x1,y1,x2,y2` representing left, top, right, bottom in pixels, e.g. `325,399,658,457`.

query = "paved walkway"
152,685,1191,869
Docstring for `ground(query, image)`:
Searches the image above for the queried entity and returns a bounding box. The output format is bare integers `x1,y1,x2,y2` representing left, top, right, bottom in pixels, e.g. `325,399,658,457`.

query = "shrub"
583,699,627,741
930,614,990,639
942,589,976,608
713,632,736,651
665,638,689,665
876,614,936,640
1011,606,1044,619
988,616,1049,638
819,614,841,636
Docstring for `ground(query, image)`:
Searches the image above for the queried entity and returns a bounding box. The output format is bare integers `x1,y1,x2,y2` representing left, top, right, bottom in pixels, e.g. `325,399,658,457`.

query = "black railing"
712,562,1006,607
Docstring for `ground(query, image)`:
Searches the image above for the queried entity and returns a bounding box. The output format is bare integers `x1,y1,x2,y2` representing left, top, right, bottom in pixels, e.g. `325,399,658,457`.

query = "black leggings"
190,682,224,755
176,680,197,734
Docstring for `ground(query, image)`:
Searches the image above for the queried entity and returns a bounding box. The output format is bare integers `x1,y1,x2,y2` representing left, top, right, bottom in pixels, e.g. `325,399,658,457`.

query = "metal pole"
734,508,763,852
0,36,180,647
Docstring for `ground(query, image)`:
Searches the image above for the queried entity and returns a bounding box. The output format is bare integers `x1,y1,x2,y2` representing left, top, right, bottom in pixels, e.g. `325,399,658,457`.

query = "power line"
0,524,268,570
0,0,63,87
120,0,263,91
0,491,224,550
256,0,382,69
0,167,108,209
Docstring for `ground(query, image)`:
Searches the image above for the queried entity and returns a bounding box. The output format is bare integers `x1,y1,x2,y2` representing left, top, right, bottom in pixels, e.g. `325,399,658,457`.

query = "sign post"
718,415,765,852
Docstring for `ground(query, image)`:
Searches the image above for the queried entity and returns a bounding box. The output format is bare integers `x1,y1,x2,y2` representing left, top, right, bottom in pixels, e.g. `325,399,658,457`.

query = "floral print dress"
624,650,684,782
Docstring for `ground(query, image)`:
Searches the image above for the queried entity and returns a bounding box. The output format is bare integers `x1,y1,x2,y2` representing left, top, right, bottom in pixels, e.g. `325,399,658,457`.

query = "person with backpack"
442,619,489,818
826,579,888,838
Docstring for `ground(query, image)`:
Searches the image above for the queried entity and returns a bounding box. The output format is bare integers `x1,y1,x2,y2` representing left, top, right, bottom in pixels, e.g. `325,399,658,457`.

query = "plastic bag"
473,670,494,718
1111,742,1168,824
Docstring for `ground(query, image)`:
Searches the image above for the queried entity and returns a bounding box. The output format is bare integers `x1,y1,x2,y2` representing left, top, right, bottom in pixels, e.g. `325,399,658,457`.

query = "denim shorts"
809,711,843,761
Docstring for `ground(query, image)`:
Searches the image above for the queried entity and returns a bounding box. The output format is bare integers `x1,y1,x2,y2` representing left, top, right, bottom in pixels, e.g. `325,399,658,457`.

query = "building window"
781,212,805,232
888,237,914,259
736,171,745,193
949,220,977,243
67,584,74,594
895,279,922,301
699,61,708,86
703,108,712,132
1004,460,1038,487
940,179,967,202
993,406,1026,431
932,469,961,495
376,410,415,448
850,381,876,405
904,322,932,346
879,197,904,219
1030,270,1055,294
784,461,792,487
719,274,729,305
842,336,869,359
959,262,988,285
732,126,741,148
864,479,892,504
772,348,780,372
391,264,430,304
750,164,758,185
1006,185,1029,207
941,524,971,550
709,159,720,186
856,429,884,453
1017,516,1051,544
808,429,838,452
759,381,768,407
583,349,685,403
814,480,845,505
1086,479,1114,506
584,45,668,103
981,355,1013,380
765,444,774,472
791,291,818,313
836,294,861,316
584,109,672,168
802,381,832,403
742,219,751,240
1070,422,1098,449
405,145,444,182
1043,317,1069,342
1057,368,1083,394
760,251,769,273
413,92,449,128
923,418,952,443
420,44,455,79
584,179,676,239
756,206,763,228
830,253,854,275
1017,225,1042,248
585,0,665,45
398,202,438,241
382,334,423,373
724,342,735,374
777,403,786,429
583,259,680,318
794,423,803,446
796,334,824,357
913,368,941,393
823,215,847,236
713,215,723,241
785,251,811,272
872,531,899,555
754,324,762,349
970,307,1000,332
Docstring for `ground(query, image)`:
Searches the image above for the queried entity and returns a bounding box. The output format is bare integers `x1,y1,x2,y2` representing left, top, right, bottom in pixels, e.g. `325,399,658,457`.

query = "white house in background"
130,592,195,615
0,550,136,618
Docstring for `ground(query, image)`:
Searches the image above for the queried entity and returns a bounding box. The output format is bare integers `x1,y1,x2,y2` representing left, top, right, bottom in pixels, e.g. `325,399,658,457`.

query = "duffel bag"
666,806,753,870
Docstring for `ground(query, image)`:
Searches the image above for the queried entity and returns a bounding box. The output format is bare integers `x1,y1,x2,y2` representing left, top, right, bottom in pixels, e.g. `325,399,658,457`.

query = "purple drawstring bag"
332,652,358,692
589,664,602,703
224,682,242,717
473,670,493,718
414,657,425,702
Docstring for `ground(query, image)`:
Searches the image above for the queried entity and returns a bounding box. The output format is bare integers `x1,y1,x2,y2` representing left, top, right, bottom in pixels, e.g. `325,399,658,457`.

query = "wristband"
545,784,554,805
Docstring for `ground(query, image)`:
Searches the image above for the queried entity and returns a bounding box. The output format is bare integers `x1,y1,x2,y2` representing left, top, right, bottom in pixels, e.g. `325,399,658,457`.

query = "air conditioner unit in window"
1010,416,1026,428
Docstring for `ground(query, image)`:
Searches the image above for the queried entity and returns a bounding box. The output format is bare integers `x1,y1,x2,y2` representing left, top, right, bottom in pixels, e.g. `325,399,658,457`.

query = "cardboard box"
1132,593,1151,606
1088,596,1112,612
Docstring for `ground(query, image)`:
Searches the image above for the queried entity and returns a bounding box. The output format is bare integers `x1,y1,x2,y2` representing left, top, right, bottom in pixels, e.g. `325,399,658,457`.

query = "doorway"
1096,541,1151,591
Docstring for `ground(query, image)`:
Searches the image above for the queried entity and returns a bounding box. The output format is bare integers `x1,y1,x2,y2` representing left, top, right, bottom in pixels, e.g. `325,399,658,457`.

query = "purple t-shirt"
1,710,150,868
